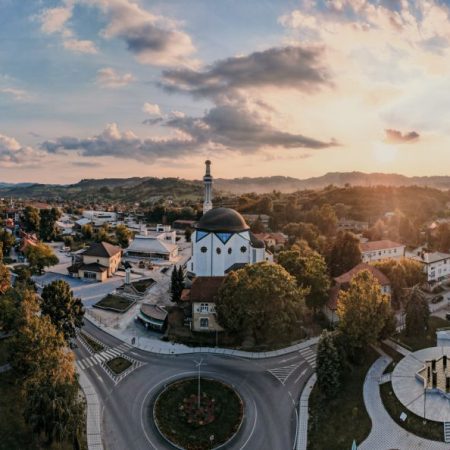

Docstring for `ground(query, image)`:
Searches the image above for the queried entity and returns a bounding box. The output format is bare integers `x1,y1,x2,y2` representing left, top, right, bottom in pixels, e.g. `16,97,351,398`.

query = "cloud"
0,87,30,101
161,46,330,99
384,129,420,144
142,102,161,116
0,133,44,167
38,1,97,54
96,67,135,88
90,0,197,67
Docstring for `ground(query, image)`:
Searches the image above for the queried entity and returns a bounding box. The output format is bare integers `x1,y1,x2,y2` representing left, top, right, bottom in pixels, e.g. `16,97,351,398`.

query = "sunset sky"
1,0,450,183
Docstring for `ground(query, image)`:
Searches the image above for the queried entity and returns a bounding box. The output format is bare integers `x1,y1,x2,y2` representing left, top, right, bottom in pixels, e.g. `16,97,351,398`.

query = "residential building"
325,263,391,323
253,232,288,250
360,239,405,263
338,218,369,232
82,210,117,227
172,219,196,231
68,241,122,282
409,251,450,283
242,214,270,228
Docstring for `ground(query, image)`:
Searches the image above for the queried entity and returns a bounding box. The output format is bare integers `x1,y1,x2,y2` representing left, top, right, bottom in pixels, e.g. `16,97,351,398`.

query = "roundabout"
153,378,243,450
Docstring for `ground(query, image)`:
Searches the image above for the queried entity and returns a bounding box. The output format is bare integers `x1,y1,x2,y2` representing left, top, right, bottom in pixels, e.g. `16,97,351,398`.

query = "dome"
195,207,250,232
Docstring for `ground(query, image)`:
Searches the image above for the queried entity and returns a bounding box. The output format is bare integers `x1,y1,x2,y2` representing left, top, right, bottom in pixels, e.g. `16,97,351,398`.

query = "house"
338,218,369,232
125,228,178,261
82,210,117,227
187,276,225,332
360,240,405,263
409,251,450,283
19,231,38,253
56,217,75,235
172,219,196,231
68,241,122,282
325,263,391,323
136,304,168,331
242,214,270,228
254,232,288,250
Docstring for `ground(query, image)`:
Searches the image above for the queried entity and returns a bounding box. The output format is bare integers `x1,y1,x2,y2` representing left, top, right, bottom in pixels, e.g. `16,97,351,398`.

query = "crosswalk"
299,346,316,369
268,363,303,385
76,343,132,371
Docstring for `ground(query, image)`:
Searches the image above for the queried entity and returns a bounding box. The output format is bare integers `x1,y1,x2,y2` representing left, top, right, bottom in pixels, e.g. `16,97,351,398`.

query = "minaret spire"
203,160,213,214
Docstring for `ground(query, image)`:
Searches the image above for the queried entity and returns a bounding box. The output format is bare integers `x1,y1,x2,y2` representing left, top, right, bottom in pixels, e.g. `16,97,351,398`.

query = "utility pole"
194,358,206,409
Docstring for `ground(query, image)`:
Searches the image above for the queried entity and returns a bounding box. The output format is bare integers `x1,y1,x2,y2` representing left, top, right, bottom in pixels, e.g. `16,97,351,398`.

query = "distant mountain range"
2,172,450,201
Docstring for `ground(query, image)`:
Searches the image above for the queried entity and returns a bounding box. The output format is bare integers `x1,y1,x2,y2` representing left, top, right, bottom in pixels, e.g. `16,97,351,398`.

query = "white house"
360,240,405,263
82,210,117,226
125,231,178,261
410,251,450,283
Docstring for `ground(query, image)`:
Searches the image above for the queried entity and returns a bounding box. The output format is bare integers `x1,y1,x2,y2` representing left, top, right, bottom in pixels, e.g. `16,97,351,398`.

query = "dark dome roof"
196,207,250,232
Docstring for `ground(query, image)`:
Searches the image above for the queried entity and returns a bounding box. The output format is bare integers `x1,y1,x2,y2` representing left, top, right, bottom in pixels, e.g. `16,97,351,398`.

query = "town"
2,159,450,450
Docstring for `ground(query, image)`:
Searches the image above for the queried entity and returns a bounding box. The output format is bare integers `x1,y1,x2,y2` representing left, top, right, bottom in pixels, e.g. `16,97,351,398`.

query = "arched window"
201,246,207,253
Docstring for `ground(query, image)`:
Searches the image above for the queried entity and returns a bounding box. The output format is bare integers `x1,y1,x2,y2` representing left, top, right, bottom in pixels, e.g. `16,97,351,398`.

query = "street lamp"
194,358,207,410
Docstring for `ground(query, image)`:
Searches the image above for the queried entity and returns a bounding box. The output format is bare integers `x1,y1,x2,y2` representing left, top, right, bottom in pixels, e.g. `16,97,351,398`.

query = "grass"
395,316,450,351
0,370,87,450
131,278,155,293
380,382,443,442
308,346,378,450
80,332,104,353
379,342,404,374
106,357,131,375
94,294,134,313
154,378,243,450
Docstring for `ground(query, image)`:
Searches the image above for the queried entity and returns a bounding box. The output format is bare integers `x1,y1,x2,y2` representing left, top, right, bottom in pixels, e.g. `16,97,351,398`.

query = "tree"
0,262,10,294
304,204,338,236
41,280,84,342
404,286,430,336
0,228,15,256
374,258,426,308
25,243,59,274
278,247,330,312
316,330,342,399
216,262,307,344
0,288,21,332
337,270,395,351
170,266,184,303
250,217,265,233
39,208,61,241
327,231,362,276
283,222,325,254
115,224,131,248
184,227,192,243
22,206,40,233
81,223,93,239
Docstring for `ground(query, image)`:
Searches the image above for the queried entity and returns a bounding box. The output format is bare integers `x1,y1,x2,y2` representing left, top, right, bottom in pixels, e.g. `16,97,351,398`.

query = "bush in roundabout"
153,378,243,450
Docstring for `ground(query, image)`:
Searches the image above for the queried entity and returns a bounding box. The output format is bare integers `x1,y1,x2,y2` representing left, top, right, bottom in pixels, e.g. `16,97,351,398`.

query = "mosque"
187,161,273,277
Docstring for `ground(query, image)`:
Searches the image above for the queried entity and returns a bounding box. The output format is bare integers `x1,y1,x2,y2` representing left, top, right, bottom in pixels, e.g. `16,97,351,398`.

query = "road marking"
294,368,308,384
281,355,299,363
240,397,258,449
95,373,104,383
268,363,302,385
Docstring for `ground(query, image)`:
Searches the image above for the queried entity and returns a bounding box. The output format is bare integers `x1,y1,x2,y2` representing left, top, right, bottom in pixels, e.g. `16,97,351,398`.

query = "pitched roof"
360,240,404,252
83,242,122,258
79,263,108,273
190,276,226,303
126,236,177,255
334,263,391,286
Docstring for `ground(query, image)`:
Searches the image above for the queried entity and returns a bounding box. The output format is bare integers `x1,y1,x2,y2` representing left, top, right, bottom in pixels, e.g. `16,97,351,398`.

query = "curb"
77,368,104,450
296,373,316,450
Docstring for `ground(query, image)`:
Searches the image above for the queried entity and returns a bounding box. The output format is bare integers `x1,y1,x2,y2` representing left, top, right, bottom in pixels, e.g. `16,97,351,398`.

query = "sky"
1,0,450,184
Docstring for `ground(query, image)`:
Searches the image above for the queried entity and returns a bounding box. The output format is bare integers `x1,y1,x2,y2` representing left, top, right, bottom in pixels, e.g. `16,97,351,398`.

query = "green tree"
22,206,40,233
41,280,84,342
250,217,265,233
327,231,362,276
337,270,395,351
39,208,61,241
25,243,59,274
170,266,184,303
0,288,21,332
0,262,10,294
304,204,338,236
404,286,430,337
184,227,192,243
0,228,15,255
81,223,93,239
316,330,342,399
278,247,330,312
283,222,325,253
216,262,307,344
115,224,131,248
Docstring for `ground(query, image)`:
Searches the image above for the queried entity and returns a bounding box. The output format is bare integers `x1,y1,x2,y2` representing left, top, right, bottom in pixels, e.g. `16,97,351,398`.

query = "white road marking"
294,368,308,384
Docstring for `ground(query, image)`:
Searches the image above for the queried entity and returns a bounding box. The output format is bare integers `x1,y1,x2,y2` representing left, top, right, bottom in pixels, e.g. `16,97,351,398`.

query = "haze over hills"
2,172,450,201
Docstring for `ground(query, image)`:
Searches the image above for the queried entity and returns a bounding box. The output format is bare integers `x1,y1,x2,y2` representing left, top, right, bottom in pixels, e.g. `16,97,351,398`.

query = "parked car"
431,294,444,304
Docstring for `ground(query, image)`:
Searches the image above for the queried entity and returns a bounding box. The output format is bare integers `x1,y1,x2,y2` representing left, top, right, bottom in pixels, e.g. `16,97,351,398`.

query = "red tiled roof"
360,240,403,252
189,276,226,303
334,263,390,286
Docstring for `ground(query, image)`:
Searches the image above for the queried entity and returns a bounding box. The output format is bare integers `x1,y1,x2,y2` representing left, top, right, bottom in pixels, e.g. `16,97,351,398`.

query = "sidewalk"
85,314,319,359
360,355,449,450
77,368,103,450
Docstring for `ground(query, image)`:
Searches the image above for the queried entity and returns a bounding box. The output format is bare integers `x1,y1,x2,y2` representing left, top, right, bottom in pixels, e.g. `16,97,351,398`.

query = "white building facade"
410,252,450,283
360,240,405,263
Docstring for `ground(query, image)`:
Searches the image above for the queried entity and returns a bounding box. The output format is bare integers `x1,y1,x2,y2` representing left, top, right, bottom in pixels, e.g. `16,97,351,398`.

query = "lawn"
379,342,404,374
395,316,449,351
0,370,87,450
308,346,378,450
80,332,104,353
131,278,155,293
380,382,443,442
94,294,135,313
106,357,131,374
154,378,243,450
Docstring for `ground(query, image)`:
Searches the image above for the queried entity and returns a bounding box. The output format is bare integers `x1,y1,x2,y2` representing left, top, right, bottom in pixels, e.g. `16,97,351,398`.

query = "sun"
372,142,398,164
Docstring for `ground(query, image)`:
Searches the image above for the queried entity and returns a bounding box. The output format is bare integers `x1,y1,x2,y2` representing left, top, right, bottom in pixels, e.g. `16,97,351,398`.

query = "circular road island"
153,378,244,450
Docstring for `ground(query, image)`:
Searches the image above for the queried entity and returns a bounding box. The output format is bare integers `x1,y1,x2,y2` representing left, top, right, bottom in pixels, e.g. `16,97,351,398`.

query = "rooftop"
196,207,249,233
190,276,226,303
360,239,404,252
82,241,122,258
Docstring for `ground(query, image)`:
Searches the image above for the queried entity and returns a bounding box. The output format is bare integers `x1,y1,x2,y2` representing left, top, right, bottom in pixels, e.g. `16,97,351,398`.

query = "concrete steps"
444,422,450,443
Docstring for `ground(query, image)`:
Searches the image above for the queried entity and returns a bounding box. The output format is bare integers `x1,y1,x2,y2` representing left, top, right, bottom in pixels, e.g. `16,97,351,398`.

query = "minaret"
203,160,213,214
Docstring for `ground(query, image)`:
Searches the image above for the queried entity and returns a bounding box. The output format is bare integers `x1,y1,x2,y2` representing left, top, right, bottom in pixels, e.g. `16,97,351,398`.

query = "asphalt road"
75,321,316,450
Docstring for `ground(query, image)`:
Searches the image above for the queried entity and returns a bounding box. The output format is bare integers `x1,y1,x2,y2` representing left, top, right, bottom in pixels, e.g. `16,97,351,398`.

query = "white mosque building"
187,161,273,277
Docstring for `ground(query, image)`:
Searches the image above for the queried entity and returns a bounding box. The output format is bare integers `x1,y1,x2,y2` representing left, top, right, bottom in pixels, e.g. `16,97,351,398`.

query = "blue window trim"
216,232,233,244
196,230,209,242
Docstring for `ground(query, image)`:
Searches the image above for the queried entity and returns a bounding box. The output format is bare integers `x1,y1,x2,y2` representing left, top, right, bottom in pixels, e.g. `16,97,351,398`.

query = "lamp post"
194,358,206,410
